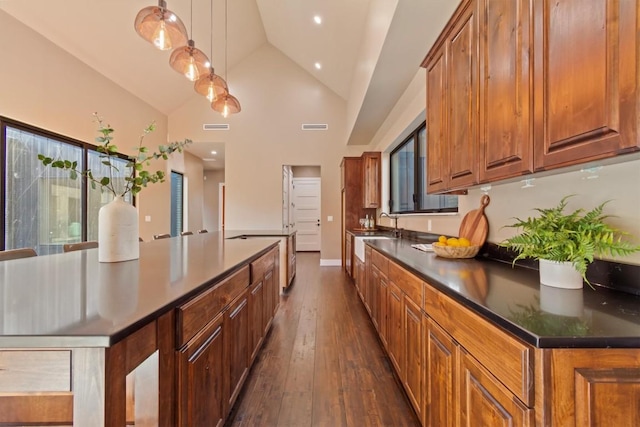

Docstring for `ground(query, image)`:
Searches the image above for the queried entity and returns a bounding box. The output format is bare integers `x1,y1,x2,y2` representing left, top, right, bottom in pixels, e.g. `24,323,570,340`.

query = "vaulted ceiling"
0,0,457,167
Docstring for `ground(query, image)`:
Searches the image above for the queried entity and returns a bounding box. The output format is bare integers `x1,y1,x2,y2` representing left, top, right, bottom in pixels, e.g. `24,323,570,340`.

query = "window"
389,122,458,214
170,171,184,237
1,117,133,254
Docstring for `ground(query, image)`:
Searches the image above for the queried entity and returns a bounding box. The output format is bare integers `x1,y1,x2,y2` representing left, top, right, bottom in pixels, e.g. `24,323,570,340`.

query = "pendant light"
134,0,188,51
169,0,210,81
212,0,241,117
194,0,228,102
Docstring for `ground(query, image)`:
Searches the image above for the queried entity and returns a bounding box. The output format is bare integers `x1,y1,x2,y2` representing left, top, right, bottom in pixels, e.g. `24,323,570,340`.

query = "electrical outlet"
428,219,432,231
327,216,333,222
145,215,151,222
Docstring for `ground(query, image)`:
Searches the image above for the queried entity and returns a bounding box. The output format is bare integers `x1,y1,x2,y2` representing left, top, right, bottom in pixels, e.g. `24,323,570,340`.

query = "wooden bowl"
432,244,480,259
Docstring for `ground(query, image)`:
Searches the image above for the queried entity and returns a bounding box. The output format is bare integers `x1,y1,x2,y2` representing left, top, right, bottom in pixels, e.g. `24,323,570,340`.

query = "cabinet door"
362,152,381,208
478,0,533,182
379,273,389,349
447,0,479,190
345,233,353,277
403,296,423,416
249,279,264,363
387,281,404,376
425,43,449,194
225,290,250,411
459,349,533,427
533,0,640,169
425,318,457,427
369,264,379,331
266,267,278,323
177,314,225,427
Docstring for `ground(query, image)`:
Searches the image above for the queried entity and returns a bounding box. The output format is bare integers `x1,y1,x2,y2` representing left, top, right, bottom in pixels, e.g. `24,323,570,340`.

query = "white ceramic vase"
538,259,583,289
98,196,139,263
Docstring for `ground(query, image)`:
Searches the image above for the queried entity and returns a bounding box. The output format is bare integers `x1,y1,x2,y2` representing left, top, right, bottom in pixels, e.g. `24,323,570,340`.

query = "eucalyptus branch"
38,113,191,199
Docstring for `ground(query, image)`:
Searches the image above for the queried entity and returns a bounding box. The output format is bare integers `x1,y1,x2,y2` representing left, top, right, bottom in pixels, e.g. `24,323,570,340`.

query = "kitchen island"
360,237,640,426
0,232,281,426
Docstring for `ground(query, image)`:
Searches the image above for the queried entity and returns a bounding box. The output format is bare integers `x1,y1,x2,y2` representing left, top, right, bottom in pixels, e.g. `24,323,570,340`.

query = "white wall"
170,44,353,261
0,11,207,242
203,170,225,231
371,69,640,265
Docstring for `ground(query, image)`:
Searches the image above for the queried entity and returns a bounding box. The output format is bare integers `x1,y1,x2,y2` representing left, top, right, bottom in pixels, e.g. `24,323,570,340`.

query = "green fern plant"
501,195,640,284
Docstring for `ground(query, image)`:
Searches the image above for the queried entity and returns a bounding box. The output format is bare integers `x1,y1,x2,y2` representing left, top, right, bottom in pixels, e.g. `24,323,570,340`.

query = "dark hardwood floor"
225,252,420,427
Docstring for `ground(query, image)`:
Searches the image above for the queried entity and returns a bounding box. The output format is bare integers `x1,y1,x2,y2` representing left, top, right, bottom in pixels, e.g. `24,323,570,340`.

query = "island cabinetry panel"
251,247,278,336
177,313,225,427
286,233,296,287
478,0,534,182
176,266,250,347
0,350,73,425
248,278,264,363
533,0,640,170
224,289,250,412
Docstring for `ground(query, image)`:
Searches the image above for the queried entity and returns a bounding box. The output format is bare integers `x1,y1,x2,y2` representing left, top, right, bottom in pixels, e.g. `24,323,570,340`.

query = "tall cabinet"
340,152,381,276
422,0,639,194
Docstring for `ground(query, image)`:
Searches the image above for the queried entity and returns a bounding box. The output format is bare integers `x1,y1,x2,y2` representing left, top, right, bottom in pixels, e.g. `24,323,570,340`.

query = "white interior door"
282,166,291,230
293,177,321,251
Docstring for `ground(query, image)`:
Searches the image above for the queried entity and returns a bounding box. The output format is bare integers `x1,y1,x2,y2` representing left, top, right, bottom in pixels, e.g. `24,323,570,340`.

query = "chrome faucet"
380,212,401,237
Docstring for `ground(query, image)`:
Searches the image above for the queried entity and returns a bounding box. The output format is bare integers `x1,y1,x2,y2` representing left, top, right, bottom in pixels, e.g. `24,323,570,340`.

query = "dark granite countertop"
367,238,640,348
0,232,279,348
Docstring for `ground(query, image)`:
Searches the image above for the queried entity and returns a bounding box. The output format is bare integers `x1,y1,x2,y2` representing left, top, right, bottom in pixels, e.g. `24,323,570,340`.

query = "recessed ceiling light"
314,62,322,70
313,15,322,25
210,150,217,155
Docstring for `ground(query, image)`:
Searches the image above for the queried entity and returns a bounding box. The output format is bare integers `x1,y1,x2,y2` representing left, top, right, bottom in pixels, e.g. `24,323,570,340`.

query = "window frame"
0,116,134,251
389,121,458,214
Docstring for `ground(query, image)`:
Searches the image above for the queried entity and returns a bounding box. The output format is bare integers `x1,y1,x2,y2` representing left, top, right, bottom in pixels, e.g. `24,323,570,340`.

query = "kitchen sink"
354,236,392,262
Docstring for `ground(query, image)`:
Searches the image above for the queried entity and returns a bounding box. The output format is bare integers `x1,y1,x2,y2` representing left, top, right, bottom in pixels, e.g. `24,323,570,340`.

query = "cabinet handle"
229,298,248,319
251,282,263,295
189,325,222,363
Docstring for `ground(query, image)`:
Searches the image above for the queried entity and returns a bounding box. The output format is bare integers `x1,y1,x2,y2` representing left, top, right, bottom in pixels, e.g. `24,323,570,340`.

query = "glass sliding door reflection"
5,127,82,254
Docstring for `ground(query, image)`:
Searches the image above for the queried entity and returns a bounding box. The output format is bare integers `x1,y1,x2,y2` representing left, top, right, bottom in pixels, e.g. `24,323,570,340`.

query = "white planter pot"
538,259,583,289
98,196,139,263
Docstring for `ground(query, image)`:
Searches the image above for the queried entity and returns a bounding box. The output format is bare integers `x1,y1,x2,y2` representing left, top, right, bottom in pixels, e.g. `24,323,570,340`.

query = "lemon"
446,237,459,247
434,242,446,247
458,237,471,247
438,235,448,244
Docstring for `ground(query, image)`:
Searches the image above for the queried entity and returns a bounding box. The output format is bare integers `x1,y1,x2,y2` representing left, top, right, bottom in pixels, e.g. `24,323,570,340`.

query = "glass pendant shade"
134,0,188,51
169,40,210,81
212,94,241,118
194,69,228,102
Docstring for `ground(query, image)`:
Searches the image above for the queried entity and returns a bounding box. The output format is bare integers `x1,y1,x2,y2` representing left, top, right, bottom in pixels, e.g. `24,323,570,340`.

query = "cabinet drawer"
424,284,533,406
177,266,250,347
371,249,388,274
251,247,276,281
388,261,422,307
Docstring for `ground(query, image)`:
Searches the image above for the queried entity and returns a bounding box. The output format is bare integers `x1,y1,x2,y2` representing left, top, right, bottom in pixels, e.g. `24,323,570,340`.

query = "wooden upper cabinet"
533,0,640,169
362,152,381,208
447,0,478,190
423,0,478,193
478,0,534,182
425,44,448,193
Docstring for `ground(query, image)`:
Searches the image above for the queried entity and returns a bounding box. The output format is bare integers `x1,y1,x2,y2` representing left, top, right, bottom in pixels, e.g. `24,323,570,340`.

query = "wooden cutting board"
458,195,490,246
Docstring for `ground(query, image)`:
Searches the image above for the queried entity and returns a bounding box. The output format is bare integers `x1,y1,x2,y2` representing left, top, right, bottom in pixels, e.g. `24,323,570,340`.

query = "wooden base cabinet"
403,296,423,417
424,317,456,427
177,314,225,427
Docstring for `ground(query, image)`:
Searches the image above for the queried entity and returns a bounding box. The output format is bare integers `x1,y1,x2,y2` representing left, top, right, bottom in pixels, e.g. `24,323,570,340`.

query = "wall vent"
203,123,230,131
301,123,328,131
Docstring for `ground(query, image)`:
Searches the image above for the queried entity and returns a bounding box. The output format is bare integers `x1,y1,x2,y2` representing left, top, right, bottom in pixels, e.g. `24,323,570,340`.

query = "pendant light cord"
224,0,228,81
190,0,193,38
210,0,214,61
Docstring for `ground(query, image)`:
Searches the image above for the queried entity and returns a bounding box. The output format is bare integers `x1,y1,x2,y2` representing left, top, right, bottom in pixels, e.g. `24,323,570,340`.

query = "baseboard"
320,259,342,266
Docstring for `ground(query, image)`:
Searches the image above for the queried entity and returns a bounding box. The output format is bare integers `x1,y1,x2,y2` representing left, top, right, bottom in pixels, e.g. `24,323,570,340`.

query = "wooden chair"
0,247,37,261
63,241,98,253
180,231,193,236
197,229,208,234
153,233,171,240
